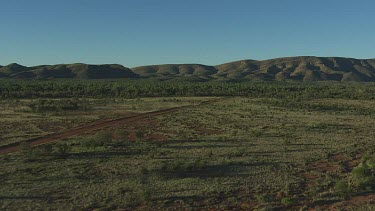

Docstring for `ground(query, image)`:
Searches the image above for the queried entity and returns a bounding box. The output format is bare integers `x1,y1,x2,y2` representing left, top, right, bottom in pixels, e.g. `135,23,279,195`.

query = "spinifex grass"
0,96,374,210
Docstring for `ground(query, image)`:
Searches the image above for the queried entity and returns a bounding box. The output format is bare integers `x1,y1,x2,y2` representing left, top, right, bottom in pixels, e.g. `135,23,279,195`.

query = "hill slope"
0,63,29,75
0,63,137,79
1,57,375,81
132,64,218,77
215,57,375,81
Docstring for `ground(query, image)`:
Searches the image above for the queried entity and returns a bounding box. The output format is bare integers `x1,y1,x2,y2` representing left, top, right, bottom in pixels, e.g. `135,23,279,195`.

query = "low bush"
351,155,375,191
334,179,352,198
280,197,295,206
54,143,70,158
29,98,91,112
82,131,113,148
161,158,209,172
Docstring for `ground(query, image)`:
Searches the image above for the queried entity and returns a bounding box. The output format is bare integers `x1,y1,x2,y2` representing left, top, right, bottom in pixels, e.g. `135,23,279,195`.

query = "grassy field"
0,95,374,210
0,97,214,147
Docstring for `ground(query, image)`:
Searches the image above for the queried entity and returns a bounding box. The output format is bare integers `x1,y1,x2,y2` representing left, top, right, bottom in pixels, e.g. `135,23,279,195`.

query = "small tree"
351,156,375,191
334,179,352,198
54,143,70,158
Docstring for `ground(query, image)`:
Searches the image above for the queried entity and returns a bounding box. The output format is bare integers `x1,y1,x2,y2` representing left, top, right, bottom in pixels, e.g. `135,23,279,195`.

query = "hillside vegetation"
0,63,137,79
1,56,375,81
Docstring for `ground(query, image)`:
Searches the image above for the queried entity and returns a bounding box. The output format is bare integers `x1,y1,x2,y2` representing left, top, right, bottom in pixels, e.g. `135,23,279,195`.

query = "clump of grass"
250,129,262,137
82,131,112,148
28,98,91,113
280,197,295,206
160,158,209,172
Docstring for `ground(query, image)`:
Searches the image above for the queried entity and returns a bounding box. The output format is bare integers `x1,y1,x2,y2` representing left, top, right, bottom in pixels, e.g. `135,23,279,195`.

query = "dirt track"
0,98,221,154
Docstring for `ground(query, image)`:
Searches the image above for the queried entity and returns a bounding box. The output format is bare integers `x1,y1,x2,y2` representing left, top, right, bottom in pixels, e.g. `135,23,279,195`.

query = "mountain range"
1,56,375,82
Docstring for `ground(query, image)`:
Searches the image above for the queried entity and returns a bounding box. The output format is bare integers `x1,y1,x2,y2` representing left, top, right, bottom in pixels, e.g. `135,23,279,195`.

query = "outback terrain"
0,80,374,210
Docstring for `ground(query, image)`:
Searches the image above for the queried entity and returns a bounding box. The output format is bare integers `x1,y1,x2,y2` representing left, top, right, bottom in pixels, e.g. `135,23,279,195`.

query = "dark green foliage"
161,158,209,172
0,79,374,100
39,144,54,155
280,197,295,206
255,194,274,204
334,180,352,198
28,98,91,112
95,131,113,143
351,155,375,191
159,98,182,102
54,143,70,158
83,131,113,148
250,129,263,137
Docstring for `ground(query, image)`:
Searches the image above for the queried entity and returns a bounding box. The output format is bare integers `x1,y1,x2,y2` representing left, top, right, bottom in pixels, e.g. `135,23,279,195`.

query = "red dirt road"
0,99,221,154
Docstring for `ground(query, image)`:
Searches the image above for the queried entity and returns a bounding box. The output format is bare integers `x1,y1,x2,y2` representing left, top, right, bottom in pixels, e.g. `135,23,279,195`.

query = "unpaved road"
0,98,222,154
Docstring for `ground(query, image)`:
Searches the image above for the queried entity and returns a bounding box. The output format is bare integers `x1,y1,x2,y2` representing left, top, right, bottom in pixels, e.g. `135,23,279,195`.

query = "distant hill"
0,63,137,79
132,64,218,77
1,57,375,81
214,57,375,82
0,63,29,76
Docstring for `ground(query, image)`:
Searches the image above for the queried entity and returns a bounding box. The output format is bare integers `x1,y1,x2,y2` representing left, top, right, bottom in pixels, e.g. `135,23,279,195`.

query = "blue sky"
1,0,374,67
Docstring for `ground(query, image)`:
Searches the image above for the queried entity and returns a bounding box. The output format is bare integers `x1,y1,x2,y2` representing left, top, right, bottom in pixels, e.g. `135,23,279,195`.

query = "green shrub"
250,129,262,137
351,155,375,191
280,197,295,206
39,144,53,155
161,158,209,172
54,143,70,158
28,98,91,112
334,179,352,198
84,131,113,148
255,194,273,204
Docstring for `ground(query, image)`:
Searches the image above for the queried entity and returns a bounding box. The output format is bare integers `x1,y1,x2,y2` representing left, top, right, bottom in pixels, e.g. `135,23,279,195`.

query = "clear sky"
1,0,374,67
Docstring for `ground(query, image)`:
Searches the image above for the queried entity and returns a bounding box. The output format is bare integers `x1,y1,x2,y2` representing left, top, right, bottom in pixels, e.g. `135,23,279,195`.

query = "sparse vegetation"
28,98,91,112
114,128,128,142
0,82,374,210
